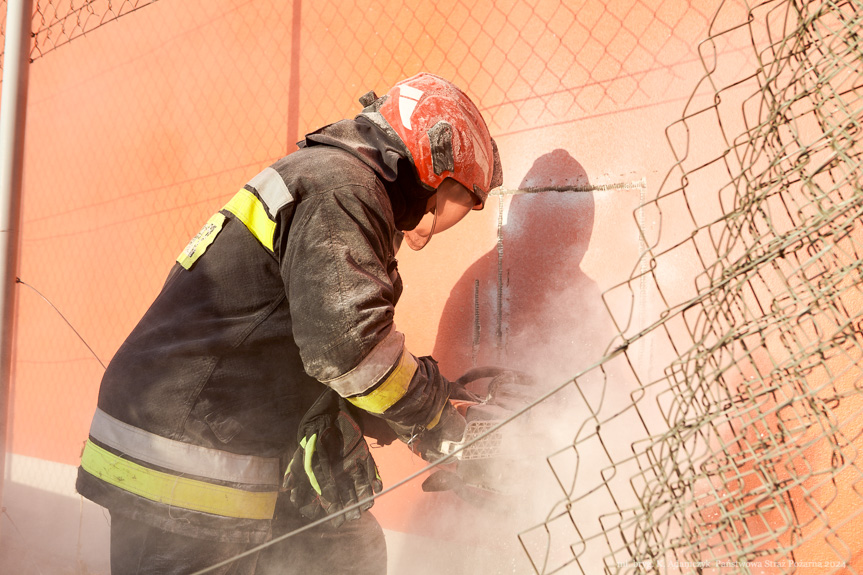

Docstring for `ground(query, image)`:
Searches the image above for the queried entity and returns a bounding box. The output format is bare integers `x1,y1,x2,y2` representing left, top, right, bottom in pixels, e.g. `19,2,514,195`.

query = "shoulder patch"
176,212,226,270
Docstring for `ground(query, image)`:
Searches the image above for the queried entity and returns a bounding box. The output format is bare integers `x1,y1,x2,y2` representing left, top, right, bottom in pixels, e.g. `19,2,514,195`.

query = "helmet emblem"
398,84,424,130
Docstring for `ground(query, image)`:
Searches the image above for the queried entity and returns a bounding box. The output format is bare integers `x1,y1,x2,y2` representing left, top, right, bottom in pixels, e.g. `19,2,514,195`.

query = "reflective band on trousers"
89,408,281,487
346,349,418,414
80,441,278,520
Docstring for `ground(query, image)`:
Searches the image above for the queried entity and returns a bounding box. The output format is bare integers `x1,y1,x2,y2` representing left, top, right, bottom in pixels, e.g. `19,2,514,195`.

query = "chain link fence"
32,0,160,59
1,1,161,77
517,0,863,572
295,0,718,138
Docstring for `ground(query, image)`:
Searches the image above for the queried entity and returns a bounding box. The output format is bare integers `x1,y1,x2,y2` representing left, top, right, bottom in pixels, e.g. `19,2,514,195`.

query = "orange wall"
12,0,720,502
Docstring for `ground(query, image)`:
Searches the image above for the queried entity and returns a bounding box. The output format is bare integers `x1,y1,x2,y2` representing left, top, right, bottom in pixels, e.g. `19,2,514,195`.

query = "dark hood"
300,116,433,231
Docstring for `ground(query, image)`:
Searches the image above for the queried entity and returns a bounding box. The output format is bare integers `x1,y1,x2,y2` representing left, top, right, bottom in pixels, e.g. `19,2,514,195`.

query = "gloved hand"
386,399,468,463
406,401,467,462
421,367,537,502
412,366,536,463
284,388,383,527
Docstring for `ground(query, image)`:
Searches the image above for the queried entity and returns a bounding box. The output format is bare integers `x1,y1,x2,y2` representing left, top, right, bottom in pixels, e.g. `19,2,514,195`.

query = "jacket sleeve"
282,179,450,430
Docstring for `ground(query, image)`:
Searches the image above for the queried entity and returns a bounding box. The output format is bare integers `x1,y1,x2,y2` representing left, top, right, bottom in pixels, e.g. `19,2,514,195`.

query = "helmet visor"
404,179,476,250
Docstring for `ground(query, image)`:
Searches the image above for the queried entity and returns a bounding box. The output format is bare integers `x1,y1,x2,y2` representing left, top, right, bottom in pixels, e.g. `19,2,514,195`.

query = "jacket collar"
300,117,433,231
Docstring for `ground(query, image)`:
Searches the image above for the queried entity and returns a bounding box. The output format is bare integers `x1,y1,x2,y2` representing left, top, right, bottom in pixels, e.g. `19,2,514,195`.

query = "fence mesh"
295,0,718,139
518,0,863,572
31,0,160,60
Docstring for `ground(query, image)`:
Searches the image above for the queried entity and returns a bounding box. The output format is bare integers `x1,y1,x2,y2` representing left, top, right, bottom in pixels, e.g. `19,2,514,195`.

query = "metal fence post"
0,0,33,514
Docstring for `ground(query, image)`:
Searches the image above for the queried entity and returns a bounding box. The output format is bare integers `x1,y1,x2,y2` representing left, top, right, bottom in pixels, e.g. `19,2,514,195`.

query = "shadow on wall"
434,148,612,385
388,151,618,575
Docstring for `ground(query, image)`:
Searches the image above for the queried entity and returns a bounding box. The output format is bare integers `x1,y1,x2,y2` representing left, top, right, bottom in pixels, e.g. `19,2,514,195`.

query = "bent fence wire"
31,0,160,60
0,0,160,72
518,0,863,573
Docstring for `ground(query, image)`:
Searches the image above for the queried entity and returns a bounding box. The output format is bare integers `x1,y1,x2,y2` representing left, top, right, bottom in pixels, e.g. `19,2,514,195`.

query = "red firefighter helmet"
360,73,502,209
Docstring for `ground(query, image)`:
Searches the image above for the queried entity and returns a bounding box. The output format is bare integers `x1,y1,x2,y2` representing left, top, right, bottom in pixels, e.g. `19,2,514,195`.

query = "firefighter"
76,72,502,574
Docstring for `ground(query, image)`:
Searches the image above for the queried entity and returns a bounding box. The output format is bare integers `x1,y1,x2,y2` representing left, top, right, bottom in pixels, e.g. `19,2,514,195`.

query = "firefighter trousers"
108,505,387,574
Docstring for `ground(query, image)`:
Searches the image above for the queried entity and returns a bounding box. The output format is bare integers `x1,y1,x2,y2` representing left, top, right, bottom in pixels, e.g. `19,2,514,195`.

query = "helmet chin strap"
422,193,442,249
426,209,438,245
404,194,438,250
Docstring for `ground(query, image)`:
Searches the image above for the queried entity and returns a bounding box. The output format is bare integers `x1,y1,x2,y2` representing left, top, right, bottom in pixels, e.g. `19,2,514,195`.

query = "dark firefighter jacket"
76,117,451,544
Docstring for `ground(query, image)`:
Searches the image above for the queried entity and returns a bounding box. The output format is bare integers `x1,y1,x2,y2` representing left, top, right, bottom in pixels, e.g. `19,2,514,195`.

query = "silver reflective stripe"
247,167,293,218
324,326,405,397
89,408,281,487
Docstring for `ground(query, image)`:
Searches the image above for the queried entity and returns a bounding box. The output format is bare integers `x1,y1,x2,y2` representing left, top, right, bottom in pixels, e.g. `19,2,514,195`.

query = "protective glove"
284,388,383,527
411,366,536,463
408,401,468,462
386,398,468,463
421,367,537,502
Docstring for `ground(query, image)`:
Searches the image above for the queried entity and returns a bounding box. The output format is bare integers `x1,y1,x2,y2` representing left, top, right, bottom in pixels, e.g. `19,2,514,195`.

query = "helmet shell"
363,73,500,208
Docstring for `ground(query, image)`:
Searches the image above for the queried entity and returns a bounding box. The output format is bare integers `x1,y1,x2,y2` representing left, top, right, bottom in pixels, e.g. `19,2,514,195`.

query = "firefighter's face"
404,178,476,250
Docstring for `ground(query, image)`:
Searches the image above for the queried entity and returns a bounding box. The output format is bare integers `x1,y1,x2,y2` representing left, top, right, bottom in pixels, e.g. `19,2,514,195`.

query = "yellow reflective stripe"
325,328,406,397
80,440,277,520
222,189,276,252
346,351,418,414
425,403,445,430
177,212,226,270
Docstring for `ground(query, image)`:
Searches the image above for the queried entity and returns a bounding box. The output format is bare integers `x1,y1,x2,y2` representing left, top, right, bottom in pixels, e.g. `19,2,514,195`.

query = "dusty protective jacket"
76,117,450,543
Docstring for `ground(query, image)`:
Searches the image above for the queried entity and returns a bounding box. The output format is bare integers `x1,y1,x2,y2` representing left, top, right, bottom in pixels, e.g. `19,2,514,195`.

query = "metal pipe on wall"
0,0,33,512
